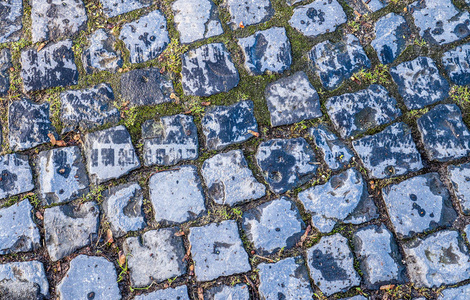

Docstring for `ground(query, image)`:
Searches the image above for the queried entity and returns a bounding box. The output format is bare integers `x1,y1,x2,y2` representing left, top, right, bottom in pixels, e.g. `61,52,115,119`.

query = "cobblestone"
0,261,48,299
100,0,151,18
442,43,470,85
0,0,22,43
0,153,34,199
448,163,470,214
372,13,410,64
82,29,122,74
134,285,190,300
204,284,249,300
0,49,11,97
224,0,274,29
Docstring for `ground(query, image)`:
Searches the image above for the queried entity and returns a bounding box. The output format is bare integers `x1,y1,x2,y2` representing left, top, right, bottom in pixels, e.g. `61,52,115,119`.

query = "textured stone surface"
238,27,292,75
352,122,423,179
225,0,274,29
0,49,12,97
258,257,313,299
256,138,318,194
182,43,239,96
390,57,449,110
120,10,169,64
44,201,99,261
0,0,23,43
307,234,361,296
345,0,388,14
309,34,371,90
326,84,401,138
265,71,322,127
289,0,347,37
172,0,223,44
21,40,78,91
82,29,122,74
298,168,378,233
57,255,120,300
382,173,457,238
123,228,186,287
443,43,470,86
201,100,258,150
142,114,198,166
134,286,190,300
439,284,470,299
417,104,470,162
189,220,250,282
0,153,34,199
403,230,470,287
100,0,151,18
204,284,249,300
448,163,470,214
149,165,206,224
37,146,89,205
0,261,48,299
372,13,410,64
0,200,40,255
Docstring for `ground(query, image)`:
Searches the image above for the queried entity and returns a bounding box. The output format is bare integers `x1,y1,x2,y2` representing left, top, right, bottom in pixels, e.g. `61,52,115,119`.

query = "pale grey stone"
0,261,49,299
82,29,122,74
100,0,151,18
134,286,190,300
225,0,274,29
0,153,34,200
204,284,249,300
372,13,410,64
0,0,23,43
439,284,470,299
0,48,11,97
448,163,470,214
442,43,470,85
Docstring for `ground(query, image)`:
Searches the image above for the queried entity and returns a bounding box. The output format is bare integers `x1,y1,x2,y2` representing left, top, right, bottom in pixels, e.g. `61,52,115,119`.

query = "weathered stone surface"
345,0,388,14
57,255,120,300
204,284,249,300
0,200,40,255
134,286,190,300
442,43,470,86
298,168,378,233
307,234,361,296
352,122,423,179
142,114,198,166
258,257,313,299
102,183,146,238
0,261,49,299
189,220,250,282
31,0,86,43
82,29,122,74
309,125,354,171
340,296,368,300
409,0,470,45
60,83,120,133
417,104,470,162
390,57,449,110
289,0,347,37
225,0,274,29
149,165,206,224
372,13,410,64
21,40,78,91
100,0,151,18
201,100,258,150
0,49,12,97
181,43,239,96
37,146,89,205
123,228,186,287
326,84,401,138
448,163,470,214
382,173,457,238
8,99,56,151
0,0,23,43
242,197,304,254
265,71,322,127
0,153,34,199
120,10,169,64
172,0,223,44
44,202,99,261
84,125,140,183
403,230,470,287
309,34,371,90
438,284,470,299
256,138,318,194
238,27,292,75
353,224,406,289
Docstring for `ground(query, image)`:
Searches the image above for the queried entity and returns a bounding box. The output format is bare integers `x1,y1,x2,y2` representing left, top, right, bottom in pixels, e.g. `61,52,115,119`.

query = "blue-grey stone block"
438,284,470,300
82,29,122,74
0,154,34,200
0,0,23,43
372,13,410,64
225,0,274,29
204,284,249,300
442,43,470,86
100,0,151,18
448,163,470,214
0,49,12,97
0,261,49,299
135,286,190,300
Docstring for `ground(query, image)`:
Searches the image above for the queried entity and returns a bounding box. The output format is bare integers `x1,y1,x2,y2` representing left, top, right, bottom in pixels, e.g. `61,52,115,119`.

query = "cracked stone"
100,0,151,18
0,261,48,299
0,49,12,97
134,286,190,300
0,153,34,200
345,0,388,14
225,0,274,29
442,43,470,86
82,29,122,74
372,13,410,64
438,284,470,299
0,0,23,43
448,163,470,214
204,284,249,300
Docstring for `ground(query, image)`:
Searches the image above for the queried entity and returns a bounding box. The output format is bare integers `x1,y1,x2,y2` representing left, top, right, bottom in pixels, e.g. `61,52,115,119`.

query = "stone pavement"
3,0,470,299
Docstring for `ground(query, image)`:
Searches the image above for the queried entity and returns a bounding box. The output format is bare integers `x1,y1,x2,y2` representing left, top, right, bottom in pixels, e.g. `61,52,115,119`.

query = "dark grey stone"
0,153,34,200
448,163,470,214
382,173,457,238
345,0,388,14
44,201,100,261
326,84,401,138
201,100,258,150
372,13,410,64
204,284,249,300
100,0,151,18
438,284,470,300
82,29,122,74
265,71,322,127
352,122,423,179
134,286,190,300
390,57,449,110
417,104,470,162
224,0,274,29
0,49,12,97
142,114,198,166
442,43,470,85
298,168,378,233
256,138,318,194
309,34,371,90
0,0,23,43
189,220,251,282
0,261,49,299
21,40,79,91
181,43,239,97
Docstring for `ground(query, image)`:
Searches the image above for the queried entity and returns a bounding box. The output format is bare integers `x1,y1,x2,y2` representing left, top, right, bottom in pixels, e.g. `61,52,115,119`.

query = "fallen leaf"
48,133,57,145
297,225,312,247
248,130,260,137
239,21,244,28
354,10,361,18
37,42,46,51
118,251,126,267
380,284,395,290
189,264,194,276
35,211,44,220
170,93,178,100
201,101,211,106
197,287,204,300
57,261,61,272
106,229,114,244
174,231,185,237
55,140,67,147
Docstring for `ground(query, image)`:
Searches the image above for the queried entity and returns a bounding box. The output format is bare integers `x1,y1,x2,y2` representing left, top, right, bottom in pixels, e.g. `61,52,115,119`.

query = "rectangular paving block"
82,29,122,74
0,261,49,298
448,163,470,214
0,153,34,200
442,43,470,85
0,0,23,43
371,13,410,64
0,49,12,97
100,0,151,18
224,0,274,29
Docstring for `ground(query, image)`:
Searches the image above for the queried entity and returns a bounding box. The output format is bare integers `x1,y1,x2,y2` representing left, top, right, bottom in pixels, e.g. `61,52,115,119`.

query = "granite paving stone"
265,71,322,127
442,43,470,86
149,165,206,224
256,138,317,194
189,220,251,282
142,114,198,166
224,0,274,29
309,34,371,90
382,173,457,238
134,285,190,300
340,296,368,300
448,163,470,214
307,233,361,296
372,13,410,64
352,122,423,179
298,168,378,233
82,29,122,74
119,10,169,64
204,284,249,300
181,43,239,96
0,153,34,199
439,284,470,299
417,104,470,162
123,228,186,287
238,27,292,76
390,57,450,110
345,0,388,14
0,261,49,299
0,49,12,97
100,0,151,18
326,84,401,138
44,201,100,261
258,257,313,299
0,0,23,43
466,224,470,241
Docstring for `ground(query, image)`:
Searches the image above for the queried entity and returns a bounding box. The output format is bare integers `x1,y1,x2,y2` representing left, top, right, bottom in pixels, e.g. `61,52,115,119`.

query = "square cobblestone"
0,153,34,200
100,0,151,18
0,0,23,43
204,284,249,300
448,163,470,214
442,43,470,86
0,261,48,298
82,29,122,74
371,13,410,64
134,286,190,300
224,0,274,29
